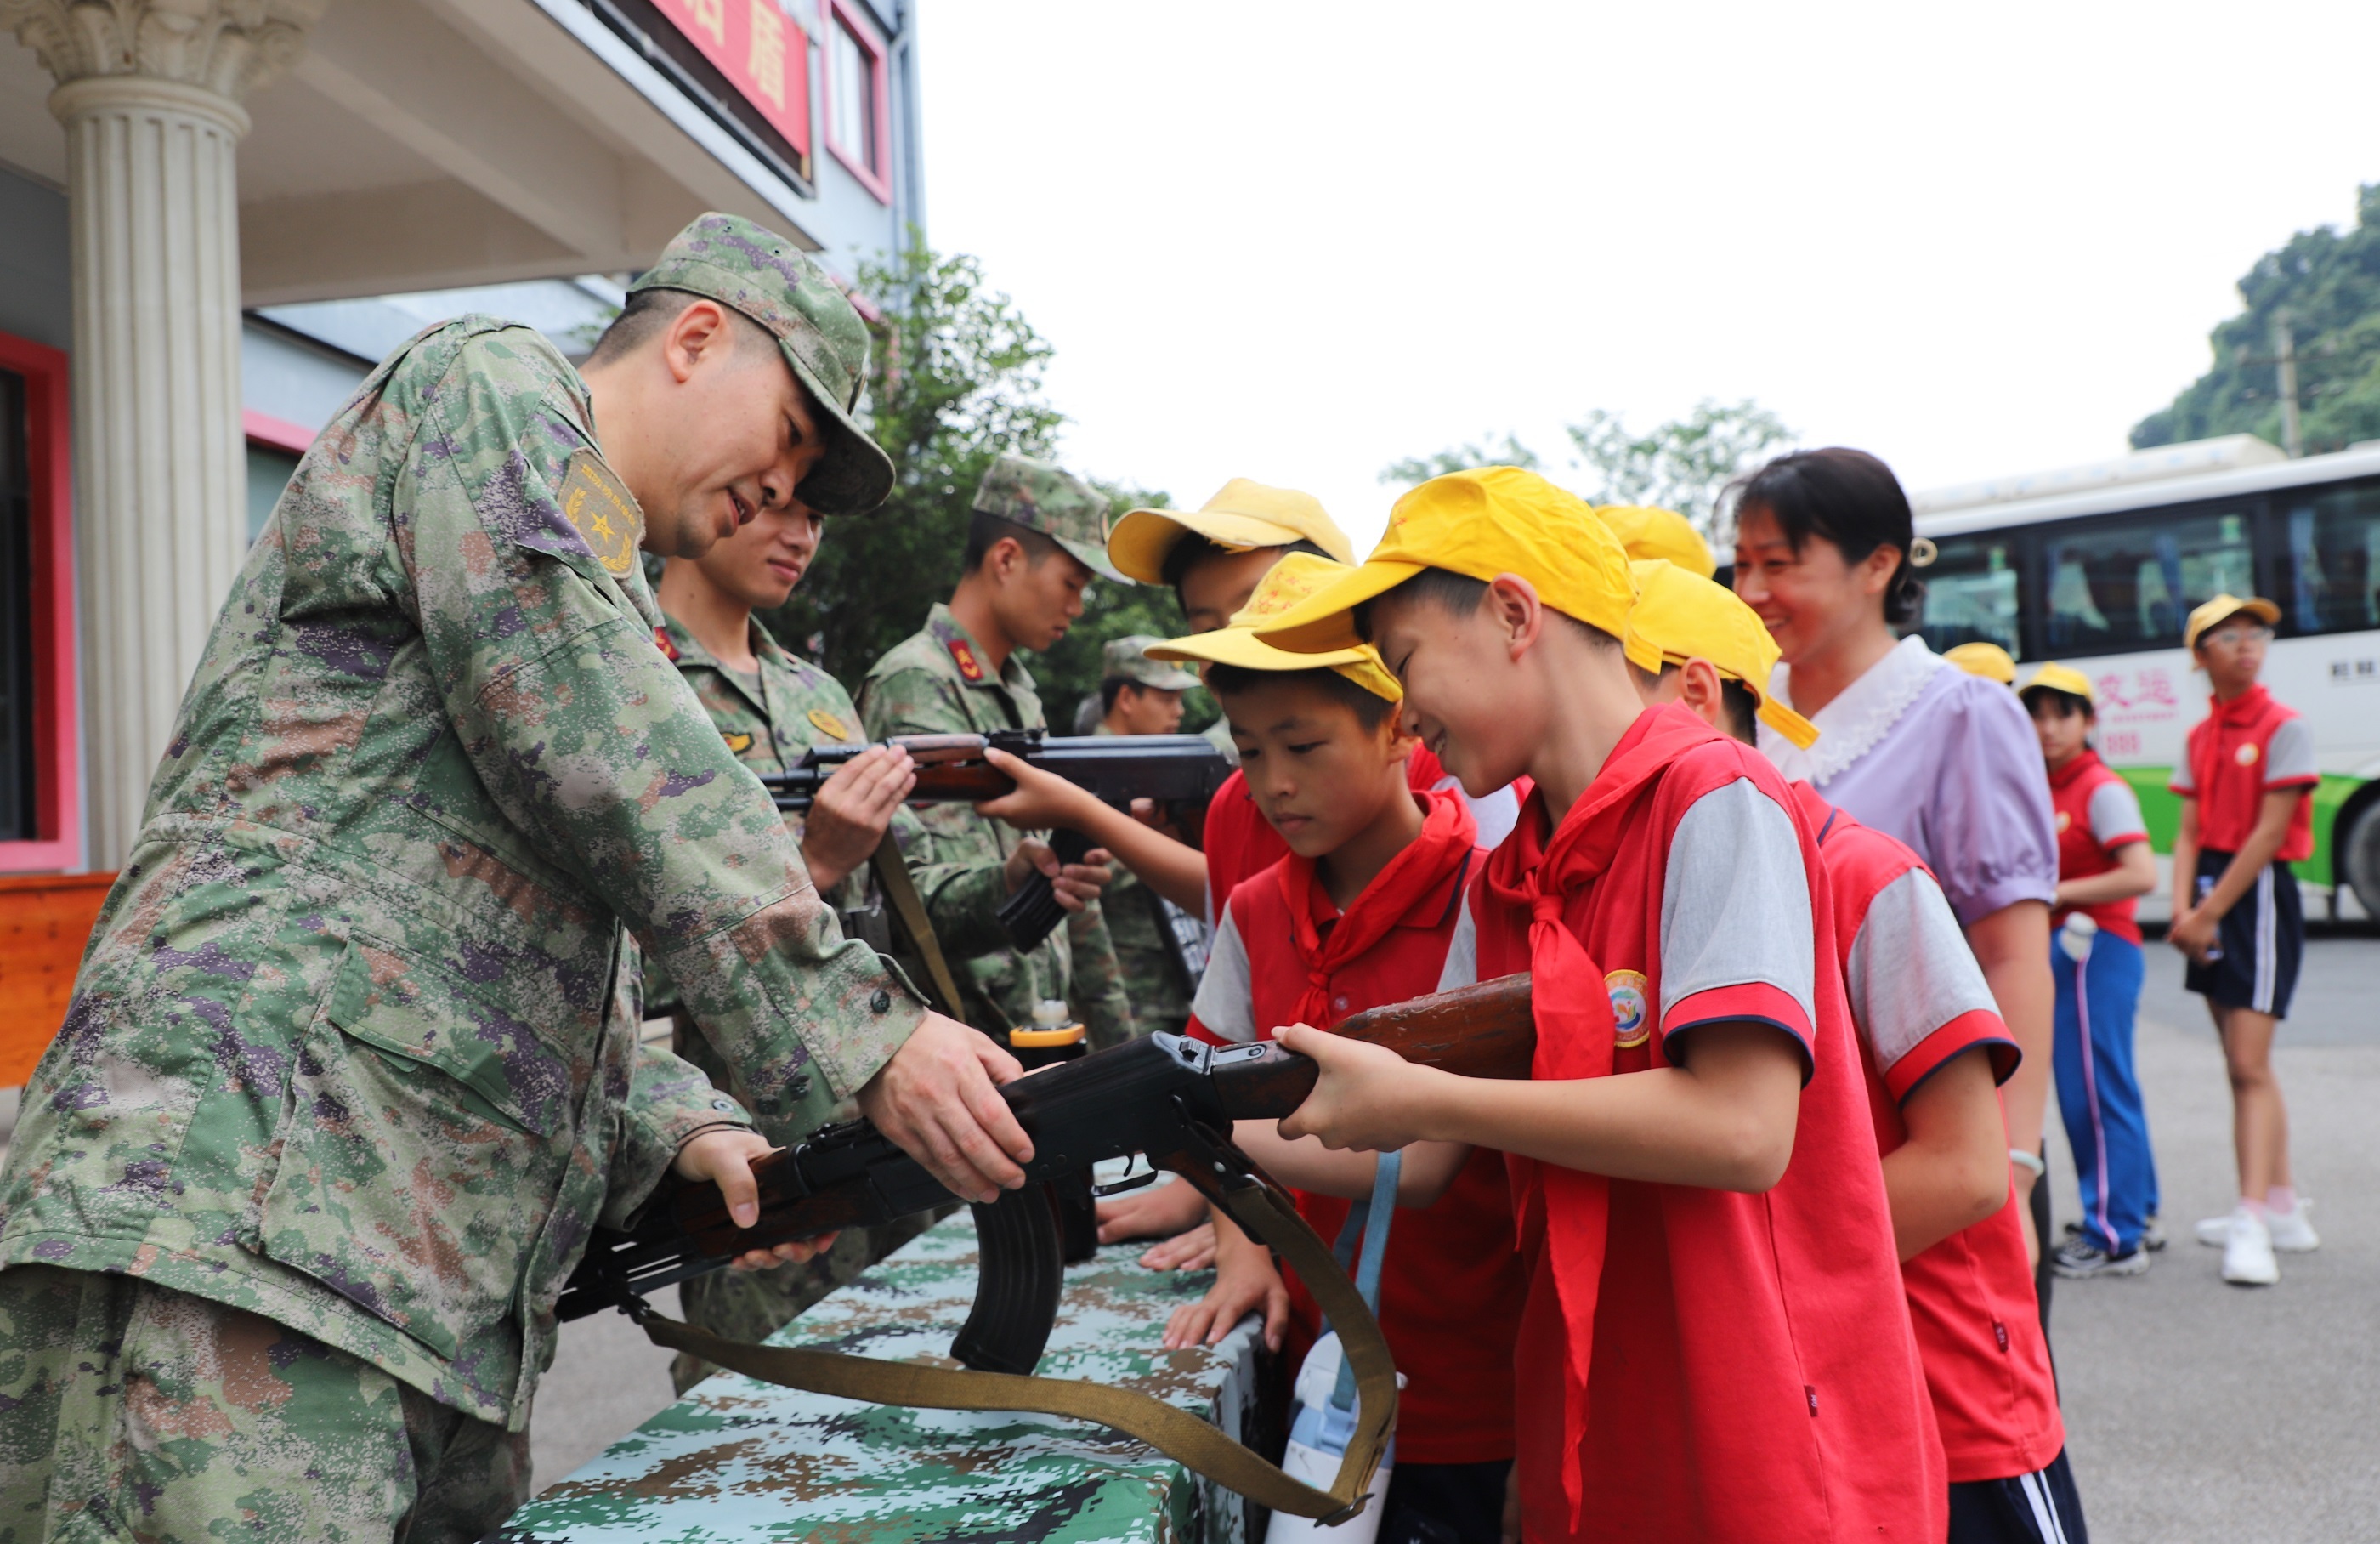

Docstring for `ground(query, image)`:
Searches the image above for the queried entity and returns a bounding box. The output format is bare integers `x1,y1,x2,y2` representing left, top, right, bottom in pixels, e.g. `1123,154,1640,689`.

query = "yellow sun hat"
1146,552,1402,703
1942,641,2018,684
1624,559,1820,748
2182,593,2281,652
1595,504,1715,579
2017,661,2097,705
1250,467,1657,669
1107,479,1357,586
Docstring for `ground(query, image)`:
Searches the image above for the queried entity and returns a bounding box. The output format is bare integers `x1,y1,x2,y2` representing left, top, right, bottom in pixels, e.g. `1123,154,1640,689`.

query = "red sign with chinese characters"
650,0,812,158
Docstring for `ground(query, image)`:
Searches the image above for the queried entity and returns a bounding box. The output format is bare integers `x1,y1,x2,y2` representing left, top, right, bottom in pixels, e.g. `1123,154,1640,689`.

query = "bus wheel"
2344,801,2380,924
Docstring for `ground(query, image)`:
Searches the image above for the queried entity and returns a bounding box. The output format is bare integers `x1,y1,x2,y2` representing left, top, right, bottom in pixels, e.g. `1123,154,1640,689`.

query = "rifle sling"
624,1170,1394,1523
869,829,972,1025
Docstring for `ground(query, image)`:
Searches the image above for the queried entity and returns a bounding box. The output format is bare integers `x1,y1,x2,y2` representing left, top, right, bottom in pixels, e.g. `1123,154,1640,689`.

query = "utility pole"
2273,309,2304,458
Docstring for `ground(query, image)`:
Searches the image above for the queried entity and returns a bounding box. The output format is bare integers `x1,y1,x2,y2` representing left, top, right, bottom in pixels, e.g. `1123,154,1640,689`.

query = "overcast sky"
914,0,2380,552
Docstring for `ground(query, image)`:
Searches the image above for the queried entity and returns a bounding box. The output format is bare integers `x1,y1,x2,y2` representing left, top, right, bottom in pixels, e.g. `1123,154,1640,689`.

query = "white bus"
1907,434,2380,921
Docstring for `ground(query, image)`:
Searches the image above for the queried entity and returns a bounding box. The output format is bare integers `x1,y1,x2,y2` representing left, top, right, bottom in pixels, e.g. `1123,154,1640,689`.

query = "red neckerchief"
2211,683,2272,728
2048,746,2105,793
1275,789,1476,1030
1479,704,1726,1529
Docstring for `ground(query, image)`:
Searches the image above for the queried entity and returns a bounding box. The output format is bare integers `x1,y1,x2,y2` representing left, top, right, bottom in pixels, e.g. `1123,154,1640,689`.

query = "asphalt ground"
410,931,2380,1527
2047,928,2380,1542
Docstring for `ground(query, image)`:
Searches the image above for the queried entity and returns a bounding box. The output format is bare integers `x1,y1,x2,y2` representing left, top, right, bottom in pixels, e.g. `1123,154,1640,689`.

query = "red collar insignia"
947,637,985,683
654,625,679,661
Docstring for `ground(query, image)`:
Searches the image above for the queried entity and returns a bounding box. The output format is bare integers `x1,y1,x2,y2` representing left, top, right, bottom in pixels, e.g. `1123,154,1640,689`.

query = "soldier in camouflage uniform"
646,491,1083,1393
1089,636,1204,1040
860,457,1136,1047
0,214,1034,1542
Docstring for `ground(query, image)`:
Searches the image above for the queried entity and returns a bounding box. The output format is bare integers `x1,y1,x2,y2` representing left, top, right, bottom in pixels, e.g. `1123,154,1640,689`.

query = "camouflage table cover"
501,1209,1274,1544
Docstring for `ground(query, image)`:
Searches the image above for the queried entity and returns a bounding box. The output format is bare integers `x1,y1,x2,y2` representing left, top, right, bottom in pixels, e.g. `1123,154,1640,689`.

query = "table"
499,1211,1276,1544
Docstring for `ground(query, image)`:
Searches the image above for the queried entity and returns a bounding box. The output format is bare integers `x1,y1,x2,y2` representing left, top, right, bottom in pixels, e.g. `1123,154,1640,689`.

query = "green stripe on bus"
2113,765,2362,882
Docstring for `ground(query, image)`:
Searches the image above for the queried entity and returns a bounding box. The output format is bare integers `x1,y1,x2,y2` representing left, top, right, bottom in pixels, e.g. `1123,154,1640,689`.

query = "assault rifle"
564,972,1531,1520
558,972,1534,1348
760,729,1230,953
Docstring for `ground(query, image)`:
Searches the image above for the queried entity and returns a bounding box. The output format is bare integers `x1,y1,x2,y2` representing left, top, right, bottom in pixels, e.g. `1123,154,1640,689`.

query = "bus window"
1914,534,2021,656
2041,507,2255,654
2277,478,2380,636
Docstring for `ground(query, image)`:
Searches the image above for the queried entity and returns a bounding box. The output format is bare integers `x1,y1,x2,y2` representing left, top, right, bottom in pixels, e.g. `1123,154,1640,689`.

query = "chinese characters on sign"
650,0,812,158
2095,665,2183,758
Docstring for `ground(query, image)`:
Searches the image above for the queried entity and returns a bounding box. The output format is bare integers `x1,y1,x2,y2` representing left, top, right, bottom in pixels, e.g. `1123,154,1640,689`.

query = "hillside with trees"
2134,184,2380,455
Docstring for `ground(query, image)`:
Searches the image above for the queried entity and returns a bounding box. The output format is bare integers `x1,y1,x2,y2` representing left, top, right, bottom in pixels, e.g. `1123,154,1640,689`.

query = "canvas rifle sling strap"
867,829,975,1026
626,1164,1397,1523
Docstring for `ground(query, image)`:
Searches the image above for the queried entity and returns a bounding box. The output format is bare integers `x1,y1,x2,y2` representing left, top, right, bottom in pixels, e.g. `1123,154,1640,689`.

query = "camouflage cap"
971,455,1128,582
1101,635,1199,691
632,213,895,517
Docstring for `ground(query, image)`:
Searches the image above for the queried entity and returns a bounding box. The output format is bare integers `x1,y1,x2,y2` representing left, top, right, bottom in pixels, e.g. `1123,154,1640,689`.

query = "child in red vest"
2168,595,2321,1286
1629,559,2083,1544
1147,552,1525,1544
2019,663,2162,1280
1253,472,1941,1543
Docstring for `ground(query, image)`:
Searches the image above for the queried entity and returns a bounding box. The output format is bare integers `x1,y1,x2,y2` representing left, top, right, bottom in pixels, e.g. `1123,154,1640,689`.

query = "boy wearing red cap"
1631,560,2082,1544
1255,472,1941,1542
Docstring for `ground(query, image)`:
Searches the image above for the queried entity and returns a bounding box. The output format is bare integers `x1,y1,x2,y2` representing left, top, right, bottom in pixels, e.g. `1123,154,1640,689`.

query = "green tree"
2134,184,2380,456
758,243,1198,726
1382,399,1794,542
1567,399,1794,540
1378,433,1542,486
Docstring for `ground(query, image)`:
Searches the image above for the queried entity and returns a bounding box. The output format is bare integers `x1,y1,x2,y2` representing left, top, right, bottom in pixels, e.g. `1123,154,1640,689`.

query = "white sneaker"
2221,1208,2280,1286
2199,1199,2319,1251
2266,1201,2320,1253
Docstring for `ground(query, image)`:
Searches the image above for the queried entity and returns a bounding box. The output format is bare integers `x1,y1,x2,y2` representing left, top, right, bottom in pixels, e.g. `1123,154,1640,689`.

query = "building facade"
0,0,923,886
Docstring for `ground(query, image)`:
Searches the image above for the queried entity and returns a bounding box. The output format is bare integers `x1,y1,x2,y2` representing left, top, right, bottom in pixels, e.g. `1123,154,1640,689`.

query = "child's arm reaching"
1163,1205,1291,1351
1231,1119,1473,1208
1277,1019,1803,1193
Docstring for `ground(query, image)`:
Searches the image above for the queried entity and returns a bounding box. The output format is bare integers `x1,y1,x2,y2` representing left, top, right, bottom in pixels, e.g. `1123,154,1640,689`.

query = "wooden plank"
0,873,116,1086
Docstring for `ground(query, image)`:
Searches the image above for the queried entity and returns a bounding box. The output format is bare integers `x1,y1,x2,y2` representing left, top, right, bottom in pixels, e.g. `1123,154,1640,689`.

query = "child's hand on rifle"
1000,837,1113,913
1275,1024,1445,1153
797,745,915,891
973,746,1101,831
1162,1210,1290,1353
672,1127,841,1270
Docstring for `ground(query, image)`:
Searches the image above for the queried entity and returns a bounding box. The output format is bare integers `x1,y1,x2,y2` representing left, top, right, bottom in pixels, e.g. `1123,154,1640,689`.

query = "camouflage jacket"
858,605,1131,1042
1089,725,1194,1040
646,615,1006,1057
0,319,921,1430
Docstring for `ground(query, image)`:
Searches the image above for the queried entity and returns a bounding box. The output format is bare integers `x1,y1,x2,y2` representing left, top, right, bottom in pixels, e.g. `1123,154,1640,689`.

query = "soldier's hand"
858,1012,1035,1203
672,1127,840,1269
800,746,915,892
974,746,1098,831
1055,849,1114,911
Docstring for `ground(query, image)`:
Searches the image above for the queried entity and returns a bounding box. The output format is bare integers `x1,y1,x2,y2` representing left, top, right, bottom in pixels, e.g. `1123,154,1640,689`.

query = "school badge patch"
808,707,854,742
652,626,679,661
722,731,754,754
1606,968,1651,1048
2236,741,2259,766
557,450,643,576
946,637,987,683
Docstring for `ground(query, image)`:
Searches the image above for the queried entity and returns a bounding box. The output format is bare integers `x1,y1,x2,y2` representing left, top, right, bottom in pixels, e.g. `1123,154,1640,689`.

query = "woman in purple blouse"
1730,449,2060,1285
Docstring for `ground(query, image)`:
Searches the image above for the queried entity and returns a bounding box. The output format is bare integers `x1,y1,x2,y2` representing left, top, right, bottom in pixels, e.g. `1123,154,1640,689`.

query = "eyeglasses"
2202,624,2273,647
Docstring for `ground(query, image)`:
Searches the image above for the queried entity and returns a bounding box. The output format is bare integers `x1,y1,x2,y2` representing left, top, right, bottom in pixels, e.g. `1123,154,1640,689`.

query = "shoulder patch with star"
558,450,643,576
946,637,986,683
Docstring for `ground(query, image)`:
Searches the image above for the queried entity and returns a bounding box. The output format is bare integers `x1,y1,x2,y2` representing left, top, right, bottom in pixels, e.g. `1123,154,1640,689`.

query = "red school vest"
1477,707,1943,1543
1794,781,2065,1484
2177,684,2316,860
1223,794,1526,1464
1203,746,1457,911
2048,749,2148,945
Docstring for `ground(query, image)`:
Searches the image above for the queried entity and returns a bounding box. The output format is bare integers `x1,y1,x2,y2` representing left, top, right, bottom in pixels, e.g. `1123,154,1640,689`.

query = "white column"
3,0,324,866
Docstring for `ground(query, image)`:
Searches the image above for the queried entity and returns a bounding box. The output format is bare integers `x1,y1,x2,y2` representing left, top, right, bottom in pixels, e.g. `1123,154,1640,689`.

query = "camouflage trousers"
671,1210,941,1395
0,1265,530,1544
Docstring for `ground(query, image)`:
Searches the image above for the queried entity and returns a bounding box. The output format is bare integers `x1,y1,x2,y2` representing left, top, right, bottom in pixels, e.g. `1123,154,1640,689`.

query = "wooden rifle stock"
1204,973,1535,1120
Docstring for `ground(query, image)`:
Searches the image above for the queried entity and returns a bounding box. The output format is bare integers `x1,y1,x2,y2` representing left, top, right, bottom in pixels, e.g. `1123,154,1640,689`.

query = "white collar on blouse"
1760,633,1948,786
